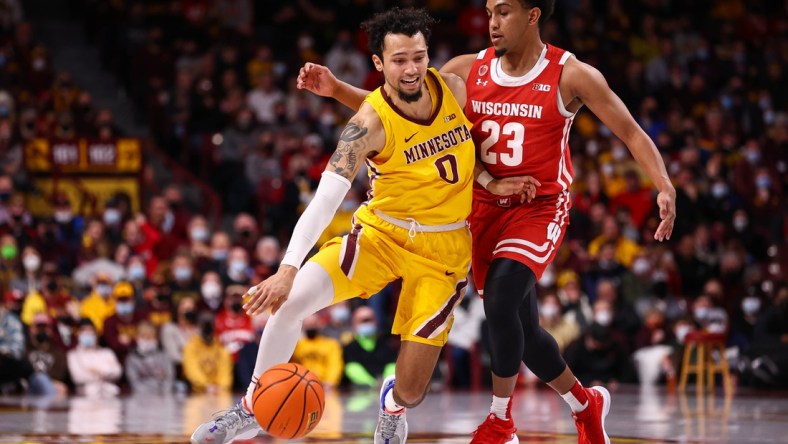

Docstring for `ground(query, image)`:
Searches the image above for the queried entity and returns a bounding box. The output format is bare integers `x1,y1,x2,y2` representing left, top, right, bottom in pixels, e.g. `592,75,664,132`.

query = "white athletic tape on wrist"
477,171,494,190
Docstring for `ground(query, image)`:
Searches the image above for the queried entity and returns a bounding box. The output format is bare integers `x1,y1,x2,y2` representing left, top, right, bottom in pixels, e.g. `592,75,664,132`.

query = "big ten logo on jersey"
532,83,551,92
444,113,456,122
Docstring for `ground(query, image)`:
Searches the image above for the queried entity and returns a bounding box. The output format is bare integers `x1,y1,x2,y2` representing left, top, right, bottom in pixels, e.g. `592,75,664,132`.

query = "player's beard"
494,47,508,57
398,88,423,103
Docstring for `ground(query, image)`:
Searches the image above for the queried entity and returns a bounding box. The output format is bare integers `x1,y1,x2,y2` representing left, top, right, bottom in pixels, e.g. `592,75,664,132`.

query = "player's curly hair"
520,0,555,25
361,7,436,60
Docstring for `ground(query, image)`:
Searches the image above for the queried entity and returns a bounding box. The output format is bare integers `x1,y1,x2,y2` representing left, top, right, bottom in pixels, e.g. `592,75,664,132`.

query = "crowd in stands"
0,0,786,397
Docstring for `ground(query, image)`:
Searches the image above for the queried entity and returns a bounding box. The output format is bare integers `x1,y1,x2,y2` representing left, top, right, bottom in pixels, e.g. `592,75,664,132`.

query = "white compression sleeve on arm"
280,171,352,269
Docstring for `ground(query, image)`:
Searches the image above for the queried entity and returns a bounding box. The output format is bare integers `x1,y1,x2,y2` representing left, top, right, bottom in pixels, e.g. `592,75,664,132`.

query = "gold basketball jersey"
363,68,474,225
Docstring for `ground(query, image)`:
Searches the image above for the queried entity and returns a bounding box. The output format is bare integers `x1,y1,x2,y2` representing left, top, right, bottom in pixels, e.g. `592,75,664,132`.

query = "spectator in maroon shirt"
102,282,142,364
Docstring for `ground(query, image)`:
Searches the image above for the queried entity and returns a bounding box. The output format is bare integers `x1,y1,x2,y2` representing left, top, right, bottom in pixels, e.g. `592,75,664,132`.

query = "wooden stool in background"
678,331,732,393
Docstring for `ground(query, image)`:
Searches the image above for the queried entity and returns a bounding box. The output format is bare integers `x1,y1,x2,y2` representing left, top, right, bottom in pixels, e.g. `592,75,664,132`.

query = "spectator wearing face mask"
20,264,77,326
125,321,174,395
67,318,122,396
232,213,259,257
102,197,125,245
168,253,200,307
564,323,635,387
186,215,211,264
342,306,396,389
222,247,250,287
26,313,70,395
198,271,224,313
102,282,142,364
12,246,41,294
690,294,728,334
124,255,148,300
730,290,765,353
539,293,581,352
323,301,353,345
182,315,232,393
79,272,116,334
203,231,231,274
160,297,199,379
252,236,280,282
49,192,85,260
632,308,675,385
140,284,174,328
557,271,594,334
215,285,255,363
292,314,343,389
590,298,630,354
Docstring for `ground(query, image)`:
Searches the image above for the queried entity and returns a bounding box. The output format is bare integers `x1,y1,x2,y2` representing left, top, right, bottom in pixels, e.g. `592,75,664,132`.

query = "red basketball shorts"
469,192,571,295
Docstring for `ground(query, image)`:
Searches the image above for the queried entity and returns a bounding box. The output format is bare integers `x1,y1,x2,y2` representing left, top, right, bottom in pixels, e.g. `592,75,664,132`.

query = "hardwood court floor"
0,385,786,443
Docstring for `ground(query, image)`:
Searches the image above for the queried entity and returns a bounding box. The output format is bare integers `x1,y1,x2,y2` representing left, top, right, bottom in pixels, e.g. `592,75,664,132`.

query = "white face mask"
201,281,222,300
539,270,556,287
693,307,710,321
137,339,158,354
742,297,761,315
595,310,613,326
674,325,691,343
632,258,650,275
23,255,41,272
541,304,559,319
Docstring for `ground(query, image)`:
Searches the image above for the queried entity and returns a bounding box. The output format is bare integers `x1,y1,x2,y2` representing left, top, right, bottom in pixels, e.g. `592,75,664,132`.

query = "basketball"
252,363,325,439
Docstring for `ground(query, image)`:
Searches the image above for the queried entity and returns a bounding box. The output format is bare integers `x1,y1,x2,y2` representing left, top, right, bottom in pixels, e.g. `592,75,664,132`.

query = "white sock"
490,395,510,420
384,388,405,413
561,389,588,413
244,262,335,408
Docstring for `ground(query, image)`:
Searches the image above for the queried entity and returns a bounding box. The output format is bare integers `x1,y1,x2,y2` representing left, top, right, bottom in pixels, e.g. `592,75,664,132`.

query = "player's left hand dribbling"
654,188,676,242
244,266,298,316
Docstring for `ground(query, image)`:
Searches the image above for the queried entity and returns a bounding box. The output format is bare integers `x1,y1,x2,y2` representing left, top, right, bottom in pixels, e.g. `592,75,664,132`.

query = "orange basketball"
252,363,325,439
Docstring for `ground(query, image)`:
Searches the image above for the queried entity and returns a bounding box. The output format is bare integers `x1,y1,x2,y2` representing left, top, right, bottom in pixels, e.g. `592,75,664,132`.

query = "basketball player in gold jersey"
191,8,536,444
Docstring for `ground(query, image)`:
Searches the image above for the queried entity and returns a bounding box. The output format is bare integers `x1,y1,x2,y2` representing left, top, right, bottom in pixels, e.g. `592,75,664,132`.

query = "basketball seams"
306,380,325,424
252,367,299,406
253,363,324,439
265,371,308,432
289,378,311,439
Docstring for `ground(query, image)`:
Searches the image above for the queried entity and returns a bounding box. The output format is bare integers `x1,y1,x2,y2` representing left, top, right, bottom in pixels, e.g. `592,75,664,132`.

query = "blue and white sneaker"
190,400,260,444
374,376,408,444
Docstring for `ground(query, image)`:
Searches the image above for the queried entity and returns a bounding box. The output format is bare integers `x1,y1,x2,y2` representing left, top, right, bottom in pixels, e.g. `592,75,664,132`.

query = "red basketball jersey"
465,44,576,204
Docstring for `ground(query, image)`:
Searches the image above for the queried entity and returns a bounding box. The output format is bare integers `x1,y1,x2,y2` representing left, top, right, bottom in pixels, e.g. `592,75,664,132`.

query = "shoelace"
214,403,252,431
406,217,422,242
379,410,403,439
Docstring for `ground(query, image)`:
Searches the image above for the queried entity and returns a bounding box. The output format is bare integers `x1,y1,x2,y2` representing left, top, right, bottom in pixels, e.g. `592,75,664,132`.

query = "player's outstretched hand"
296,63,338,97
244,266,298,316
654,188,676,241
488,176,541,203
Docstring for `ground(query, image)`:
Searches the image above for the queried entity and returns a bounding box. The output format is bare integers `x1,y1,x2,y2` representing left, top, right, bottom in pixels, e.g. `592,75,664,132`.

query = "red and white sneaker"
470,413,518,444
572,386,611,444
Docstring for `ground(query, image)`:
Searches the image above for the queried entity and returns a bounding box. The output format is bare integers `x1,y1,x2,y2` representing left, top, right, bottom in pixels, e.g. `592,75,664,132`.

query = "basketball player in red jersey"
298,2,676,443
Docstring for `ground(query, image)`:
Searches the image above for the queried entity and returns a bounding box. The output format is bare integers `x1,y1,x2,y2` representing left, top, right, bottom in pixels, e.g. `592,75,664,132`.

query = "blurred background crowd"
0,0,786,398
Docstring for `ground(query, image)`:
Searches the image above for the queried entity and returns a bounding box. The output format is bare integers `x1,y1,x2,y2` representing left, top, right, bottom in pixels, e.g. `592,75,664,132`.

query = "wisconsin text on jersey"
403,124,472,164
470,100,543,118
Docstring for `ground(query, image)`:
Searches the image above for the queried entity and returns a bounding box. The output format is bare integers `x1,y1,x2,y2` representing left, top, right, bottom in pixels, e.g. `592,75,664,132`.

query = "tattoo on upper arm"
329,122,368,179
339,122,368,142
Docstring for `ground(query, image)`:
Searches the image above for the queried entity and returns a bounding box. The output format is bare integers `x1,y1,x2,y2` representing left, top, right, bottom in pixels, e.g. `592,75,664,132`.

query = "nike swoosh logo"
405,132,418,143
445,270,455,276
